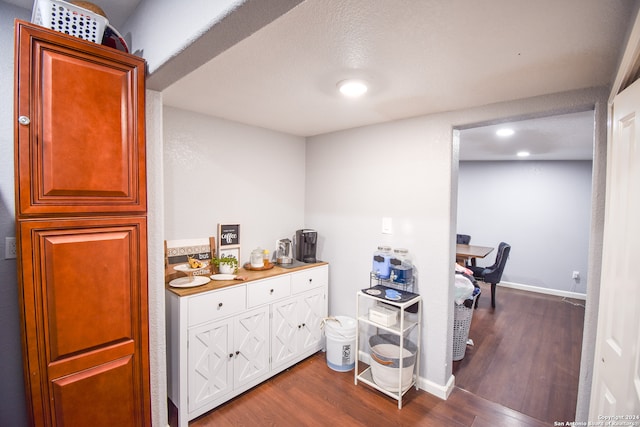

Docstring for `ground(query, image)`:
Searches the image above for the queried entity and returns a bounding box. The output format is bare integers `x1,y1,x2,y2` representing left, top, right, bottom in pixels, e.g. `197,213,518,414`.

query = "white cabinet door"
234,306,269,388
298,288,327,354
188,318,234,413
271,297,299,370
271,286,327,370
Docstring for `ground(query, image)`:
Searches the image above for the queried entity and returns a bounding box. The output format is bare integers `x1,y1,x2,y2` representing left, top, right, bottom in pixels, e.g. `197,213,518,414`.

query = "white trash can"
324,316,356,372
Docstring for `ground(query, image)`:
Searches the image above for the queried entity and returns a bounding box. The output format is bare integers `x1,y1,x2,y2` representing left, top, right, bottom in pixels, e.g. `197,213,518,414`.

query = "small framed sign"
218,224,240,247
218,247,240,263
218,223,240,263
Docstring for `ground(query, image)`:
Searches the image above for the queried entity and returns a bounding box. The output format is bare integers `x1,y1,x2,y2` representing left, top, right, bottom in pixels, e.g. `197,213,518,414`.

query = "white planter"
218,263,235,274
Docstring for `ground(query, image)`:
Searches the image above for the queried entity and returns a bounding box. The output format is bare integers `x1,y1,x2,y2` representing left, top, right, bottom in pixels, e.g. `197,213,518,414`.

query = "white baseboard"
417,374,455,400
496,281,586,300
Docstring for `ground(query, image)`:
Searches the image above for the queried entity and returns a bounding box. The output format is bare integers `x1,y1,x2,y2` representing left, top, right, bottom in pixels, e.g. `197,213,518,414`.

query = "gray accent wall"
0,3,30,427
457,160,592,295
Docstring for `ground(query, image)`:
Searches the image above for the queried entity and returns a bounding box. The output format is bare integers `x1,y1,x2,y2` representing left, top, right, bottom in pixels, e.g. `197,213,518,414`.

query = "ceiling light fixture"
337,79,368,98
496,128,515,137
517,151,530,157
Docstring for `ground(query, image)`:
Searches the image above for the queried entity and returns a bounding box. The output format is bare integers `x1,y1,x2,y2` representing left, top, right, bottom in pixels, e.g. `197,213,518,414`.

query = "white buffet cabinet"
166,263,328,427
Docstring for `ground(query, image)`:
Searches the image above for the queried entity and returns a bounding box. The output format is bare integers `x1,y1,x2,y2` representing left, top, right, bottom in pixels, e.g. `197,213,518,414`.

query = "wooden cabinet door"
17,216,150,426
14,21,146,216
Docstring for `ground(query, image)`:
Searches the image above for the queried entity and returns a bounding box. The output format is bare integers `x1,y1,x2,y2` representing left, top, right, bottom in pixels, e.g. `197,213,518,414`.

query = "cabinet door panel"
42,229,134,360
51,356,138,427
15,22,146,215
188,319,233,412
18,217,150,423
299,289,327,353
235,307,269,387
271,299,299,370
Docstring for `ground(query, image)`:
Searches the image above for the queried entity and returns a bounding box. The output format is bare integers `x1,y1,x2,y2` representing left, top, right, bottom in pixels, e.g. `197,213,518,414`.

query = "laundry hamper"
31,0,108,43
452,294,478,361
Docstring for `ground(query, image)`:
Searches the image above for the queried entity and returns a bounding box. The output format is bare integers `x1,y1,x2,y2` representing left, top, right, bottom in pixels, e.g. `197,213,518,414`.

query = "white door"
298,288,326,353
188,318,233,412
234,306,269,387
589,78,640,420
271,297,299,370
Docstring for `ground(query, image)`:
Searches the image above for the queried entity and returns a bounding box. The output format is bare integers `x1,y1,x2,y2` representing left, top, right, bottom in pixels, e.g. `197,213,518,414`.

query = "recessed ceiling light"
337,79,368,97
496,128,515,137
517,151,530,157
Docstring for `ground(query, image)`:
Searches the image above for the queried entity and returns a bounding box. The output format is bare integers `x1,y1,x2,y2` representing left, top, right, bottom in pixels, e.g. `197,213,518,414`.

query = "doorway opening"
452,110,594,423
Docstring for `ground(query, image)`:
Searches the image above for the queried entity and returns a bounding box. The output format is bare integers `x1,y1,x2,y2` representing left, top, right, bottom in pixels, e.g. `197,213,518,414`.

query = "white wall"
305,87,607,397
163,106,307,255
146,90,167,427
457,160,593,295
0,3,30,426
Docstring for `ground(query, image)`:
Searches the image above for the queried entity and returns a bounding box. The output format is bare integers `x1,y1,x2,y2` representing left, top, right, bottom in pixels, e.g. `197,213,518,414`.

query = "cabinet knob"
229,353,234,359
270,289,274,294
218,302,223,308
302,323,306,327
235,350,240,356
308,278,312,283
298,324,302,329
18,116,30,125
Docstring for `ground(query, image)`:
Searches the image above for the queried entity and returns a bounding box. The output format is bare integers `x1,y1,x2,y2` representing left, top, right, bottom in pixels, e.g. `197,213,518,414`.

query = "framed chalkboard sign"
218,224,240,246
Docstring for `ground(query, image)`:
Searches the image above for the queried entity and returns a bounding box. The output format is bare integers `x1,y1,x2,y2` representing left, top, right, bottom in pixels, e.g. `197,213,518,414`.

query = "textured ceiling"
459,110,595,161
162,0,633,143
8,0,635,159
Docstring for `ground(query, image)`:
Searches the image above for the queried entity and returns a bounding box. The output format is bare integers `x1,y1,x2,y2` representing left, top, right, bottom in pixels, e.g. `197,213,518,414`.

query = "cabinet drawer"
188,286,246,326
291,265,328,294
247,276,291,308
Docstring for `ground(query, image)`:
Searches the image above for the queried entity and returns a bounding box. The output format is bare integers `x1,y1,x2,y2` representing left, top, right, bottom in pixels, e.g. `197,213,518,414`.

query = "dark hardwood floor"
175,353,547,427
453,285,585,424
170,286,584,426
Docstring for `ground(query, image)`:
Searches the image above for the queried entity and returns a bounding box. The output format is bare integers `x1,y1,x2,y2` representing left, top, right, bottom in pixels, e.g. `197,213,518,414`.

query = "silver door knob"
18,116,30,125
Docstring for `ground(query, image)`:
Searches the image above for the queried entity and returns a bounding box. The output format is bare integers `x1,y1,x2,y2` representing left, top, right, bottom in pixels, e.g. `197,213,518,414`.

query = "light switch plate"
381,217,393,234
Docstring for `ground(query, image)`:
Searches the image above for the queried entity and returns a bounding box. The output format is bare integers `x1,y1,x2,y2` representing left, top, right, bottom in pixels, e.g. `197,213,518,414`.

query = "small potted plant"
211,256,238,274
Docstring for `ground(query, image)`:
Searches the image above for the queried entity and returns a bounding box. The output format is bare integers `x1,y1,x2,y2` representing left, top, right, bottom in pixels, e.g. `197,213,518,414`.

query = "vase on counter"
218,262,235,274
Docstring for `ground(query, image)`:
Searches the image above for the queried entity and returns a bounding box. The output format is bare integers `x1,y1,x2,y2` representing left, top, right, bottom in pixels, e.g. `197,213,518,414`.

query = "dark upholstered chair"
468,242,511,308
456,234,471,244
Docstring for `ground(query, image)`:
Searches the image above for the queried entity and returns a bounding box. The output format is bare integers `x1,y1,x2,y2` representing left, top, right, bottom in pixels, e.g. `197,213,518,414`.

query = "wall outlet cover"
5,237,16,259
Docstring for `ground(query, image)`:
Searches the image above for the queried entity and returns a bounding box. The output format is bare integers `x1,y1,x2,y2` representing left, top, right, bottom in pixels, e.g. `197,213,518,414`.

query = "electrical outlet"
5,237,16,259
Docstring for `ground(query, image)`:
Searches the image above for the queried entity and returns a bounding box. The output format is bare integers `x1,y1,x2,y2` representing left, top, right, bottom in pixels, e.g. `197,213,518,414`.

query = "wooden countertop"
166,261,328,297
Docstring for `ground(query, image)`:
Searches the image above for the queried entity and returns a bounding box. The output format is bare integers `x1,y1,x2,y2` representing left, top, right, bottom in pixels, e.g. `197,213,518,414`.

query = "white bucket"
324,316,357,372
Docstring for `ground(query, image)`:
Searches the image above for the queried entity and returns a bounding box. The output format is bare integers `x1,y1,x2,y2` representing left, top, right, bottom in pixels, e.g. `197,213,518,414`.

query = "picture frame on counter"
217,247,240,264
218,223,240,264
218,223,240,247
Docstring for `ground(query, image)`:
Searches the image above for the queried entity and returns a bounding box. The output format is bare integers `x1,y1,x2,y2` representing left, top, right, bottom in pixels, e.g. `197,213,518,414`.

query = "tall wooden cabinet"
13,20,150,426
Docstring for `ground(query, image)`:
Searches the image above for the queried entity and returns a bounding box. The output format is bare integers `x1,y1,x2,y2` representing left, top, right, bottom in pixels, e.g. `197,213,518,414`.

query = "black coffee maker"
295,229,317,263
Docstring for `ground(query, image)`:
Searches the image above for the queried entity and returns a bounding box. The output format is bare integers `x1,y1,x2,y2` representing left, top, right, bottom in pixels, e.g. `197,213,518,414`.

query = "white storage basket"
31,0,108,43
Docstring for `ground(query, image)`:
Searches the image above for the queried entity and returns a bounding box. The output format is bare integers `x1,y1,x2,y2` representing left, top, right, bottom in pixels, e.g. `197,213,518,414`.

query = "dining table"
456,243,494,267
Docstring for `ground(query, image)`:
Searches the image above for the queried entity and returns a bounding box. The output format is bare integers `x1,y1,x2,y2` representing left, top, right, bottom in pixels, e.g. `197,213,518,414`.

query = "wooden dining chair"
468,242,511,308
